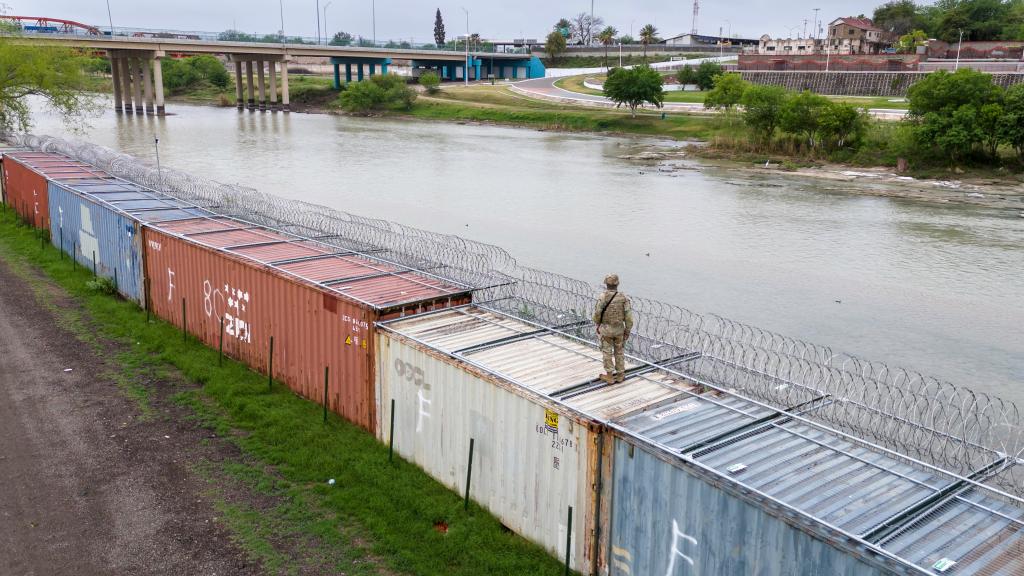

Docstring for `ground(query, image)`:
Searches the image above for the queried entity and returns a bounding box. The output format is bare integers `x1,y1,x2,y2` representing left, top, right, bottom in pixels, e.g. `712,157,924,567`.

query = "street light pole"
955,28,963,70
324,1,332,45
154,137,163,191
372,0,376,46
105,0,114,35
590,0,595,46
461,7,469,85
278,0,285,43
316,0,321,45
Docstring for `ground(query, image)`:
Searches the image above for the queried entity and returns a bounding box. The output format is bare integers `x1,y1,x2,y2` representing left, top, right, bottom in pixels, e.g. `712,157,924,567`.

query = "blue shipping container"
48,181,145,306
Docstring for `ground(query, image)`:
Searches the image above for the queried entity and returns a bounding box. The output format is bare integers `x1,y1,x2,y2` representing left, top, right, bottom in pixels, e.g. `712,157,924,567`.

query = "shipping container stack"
3,148,1023,576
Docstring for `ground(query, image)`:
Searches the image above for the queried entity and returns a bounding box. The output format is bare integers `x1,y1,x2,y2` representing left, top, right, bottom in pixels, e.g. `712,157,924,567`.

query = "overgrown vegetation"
161,55,230,94
872,0,1024,42
0,208,573,576
419,71,441,94
337,74,416,113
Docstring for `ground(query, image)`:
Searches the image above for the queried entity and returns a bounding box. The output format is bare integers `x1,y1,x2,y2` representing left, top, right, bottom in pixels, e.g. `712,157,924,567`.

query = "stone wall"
739,53,920,72
738,71,1024,96
926,40,1024,60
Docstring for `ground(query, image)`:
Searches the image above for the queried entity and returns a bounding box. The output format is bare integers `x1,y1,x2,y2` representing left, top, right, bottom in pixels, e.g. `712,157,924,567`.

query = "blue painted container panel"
48,181,145,306
609,438,887,576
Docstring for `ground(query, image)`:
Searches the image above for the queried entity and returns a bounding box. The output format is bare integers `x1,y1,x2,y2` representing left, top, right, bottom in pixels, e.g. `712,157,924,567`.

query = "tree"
419,71,440,94
818,103,869,149
0,36,95,133
330,31,354,46
434,9,446,47
897,30,928,53
554,18,572,37
780,90,831,148
741,84,788,143
161,55,230,92
694,61,724,91
977,102,1005,157
676,65,696,86
1000,83,1024,161
930,0,1017,41
338,74,416,113
873,0,924,36
602,65,664,117
638,24,659,58
569,12,604,44
618,35,635,45
703,73,748,113
906,69,1005,161
545,30,567,62
598,26,618,69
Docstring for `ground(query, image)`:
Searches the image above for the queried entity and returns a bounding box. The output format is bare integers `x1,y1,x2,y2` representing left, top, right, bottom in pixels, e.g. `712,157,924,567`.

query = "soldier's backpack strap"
597,291,618,326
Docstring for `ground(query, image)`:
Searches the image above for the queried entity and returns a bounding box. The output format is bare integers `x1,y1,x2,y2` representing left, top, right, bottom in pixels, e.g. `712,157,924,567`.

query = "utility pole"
802,19,808,39
461,7,469,85
316,0,321,45
372,0,376,46
812,8,820,39
324,1,332,45
279,0,285,43
590,0,594,45
154,137,163,191
955,28,963,69
105,0,114,35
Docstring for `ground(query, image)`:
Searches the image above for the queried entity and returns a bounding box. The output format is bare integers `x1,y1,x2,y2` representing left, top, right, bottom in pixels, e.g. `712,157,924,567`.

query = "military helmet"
604,274,619,288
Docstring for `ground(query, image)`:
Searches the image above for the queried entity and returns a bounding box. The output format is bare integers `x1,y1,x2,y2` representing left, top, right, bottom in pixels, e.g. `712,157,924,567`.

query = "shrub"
780,90,831,149
817,102,869,149
161,55,230,93
419,71,441,94
741,84,788,143
86,277,117,295
338,74,416,113
1001,84,1024,161
703,73,748,112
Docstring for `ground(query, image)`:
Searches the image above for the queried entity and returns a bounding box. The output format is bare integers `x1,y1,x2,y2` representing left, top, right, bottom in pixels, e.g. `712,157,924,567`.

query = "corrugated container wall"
143,226,378,430
608,439,887,576
377,329,600,574
48,181,145,306
2,152,102,231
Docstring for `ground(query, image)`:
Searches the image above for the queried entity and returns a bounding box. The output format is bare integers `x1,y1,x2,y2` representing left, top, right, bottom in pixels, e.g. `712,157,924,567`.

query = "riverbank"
0,209,571,575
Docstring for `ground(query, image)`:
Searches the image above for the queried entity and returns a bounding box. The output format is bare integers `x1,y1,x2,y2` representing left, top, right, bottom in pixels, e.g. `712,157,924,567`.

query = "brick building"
827,17,885,55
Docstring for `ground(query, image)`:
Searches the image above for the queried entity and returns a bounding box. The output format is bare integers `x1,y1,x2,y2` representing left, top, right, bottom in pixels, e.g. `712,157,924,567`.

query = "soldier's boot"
599,373,615,384
615,373,625,383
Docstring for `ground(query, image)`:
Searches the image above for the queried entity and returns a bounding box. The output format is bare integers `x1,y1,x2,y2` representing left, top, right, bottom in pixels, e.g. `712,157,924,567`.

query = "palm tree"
598,26,618,69
639,24,659,60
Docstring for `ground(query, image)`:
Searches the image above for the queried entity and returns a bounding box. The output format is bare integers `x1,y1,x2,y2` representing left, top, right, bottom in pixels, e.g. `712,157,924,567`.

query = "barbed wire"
11,132,1022,496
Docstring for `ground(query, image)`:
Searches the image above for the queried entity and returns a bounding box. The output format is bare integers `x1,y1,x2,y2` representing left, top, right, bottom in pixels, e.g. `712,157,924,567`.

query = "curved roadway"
512,76,909,120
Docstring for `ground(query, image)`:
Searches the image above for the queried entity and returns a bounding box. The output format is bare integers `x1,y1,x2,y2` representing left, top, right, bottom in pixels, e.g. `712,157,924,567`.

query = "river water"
31,102,1023,404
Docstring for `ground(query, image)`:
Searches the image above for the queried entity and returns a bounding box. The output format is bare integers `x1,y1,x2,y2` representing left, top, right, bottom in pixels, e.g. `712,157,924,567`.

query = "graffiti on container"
416,389,431,433
664,519,698,575
210,281,252,343
611,545,633,574
166,268,175,301
552,456,560,470
394,359,430,390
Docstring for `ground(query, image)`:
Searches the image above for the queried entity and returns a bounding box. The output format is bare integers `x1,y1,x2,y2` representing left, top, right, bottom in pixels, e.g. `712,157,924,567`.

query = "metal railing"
10,132,1022,497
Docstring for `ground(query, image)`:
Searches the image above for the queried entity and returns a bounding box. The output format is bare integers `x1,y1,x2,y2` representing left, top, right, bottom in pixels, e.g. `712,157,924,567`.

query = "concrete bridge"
21,35,545,115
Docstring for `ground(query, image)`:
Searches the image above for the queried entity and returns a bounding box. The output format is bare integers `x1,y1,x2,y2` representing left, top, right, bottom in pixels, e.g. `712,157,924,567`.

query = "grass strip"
0,208,573,575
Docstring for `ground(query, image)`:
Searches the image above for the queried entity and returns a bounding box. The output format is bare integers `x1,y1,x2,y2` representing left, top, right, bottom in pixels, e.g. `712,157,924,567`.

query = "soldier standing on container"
594,274,633,384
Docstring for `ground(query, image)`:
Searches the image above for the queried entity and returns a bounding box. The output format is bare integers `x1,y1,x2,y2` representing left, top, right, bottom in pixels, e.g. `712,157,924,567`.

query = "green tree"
897,30,928,53
780,90,831,148
703,73,748,113
618,34,635,45
906,69,1005,162
639,24,659,59
189,55,229,89
694,61,724,91
978,102,1005,157
419,71,440,94
338,74,416,113
873,0,925,36
676,65,696,86
218,29,254,42
907,69,1003,117
602,65,664,117
554,18,572,36
161,55,230,93
434,8,446,47
741,84,788,143
1000,83,1024,161
545,30,567,62
330,31,354,46
598,26,618,69
0,36,95,133
818,103,869,149
930,0,1016,41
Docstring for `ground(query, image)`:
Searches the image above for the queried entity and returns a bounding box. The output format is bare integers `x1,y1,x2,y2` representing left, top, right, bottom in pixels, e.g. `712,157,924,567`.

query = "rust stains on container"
143,216,471,432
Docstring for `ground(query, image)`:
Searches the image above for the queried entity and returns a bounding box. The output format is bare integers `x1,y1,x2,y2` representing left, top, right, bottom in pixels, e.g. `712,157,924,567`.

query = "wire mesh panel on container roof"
19,132,1024,500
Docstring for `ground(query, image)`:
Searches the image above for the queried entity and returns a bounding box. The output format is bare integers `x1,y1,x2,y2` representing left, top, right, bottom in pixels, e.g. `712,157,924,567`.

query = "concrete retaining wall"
739,71,1024,96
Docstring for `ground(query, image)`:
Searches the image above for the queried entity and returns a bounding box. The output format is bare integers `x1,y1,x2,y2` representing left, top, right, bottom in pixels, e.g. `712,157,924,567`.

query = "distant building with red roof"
828,17,885,54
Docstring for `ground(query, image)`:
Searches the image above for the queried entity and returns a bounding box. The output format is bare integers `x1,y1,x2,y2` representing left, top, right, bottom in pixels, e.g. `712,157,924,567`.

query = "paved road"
0,257,257,576
512,76,910,120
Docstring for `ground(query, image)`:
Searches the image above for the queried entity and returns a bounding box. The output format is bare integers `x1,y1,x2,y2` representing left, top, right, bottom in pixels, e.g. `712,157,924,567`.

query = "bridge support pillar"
498,64,505,79
234,61,243,109
345,63,352,83
380,61,388,75
153,53,165,116
109,53,123,113
280,59,290,112
473,59,481,81
268,60,278,112
369,63,376,76
357,64,364,82
121,57,134,114
333,62,341,89
132,58,144,114
257,59,267,111
245,60,256,110
142,57,154,115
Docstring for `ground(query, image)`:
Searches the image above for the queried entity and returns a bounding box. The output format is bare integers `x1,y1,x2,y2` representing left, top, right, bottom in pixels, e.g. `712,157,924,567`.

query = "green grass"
0,209,573,576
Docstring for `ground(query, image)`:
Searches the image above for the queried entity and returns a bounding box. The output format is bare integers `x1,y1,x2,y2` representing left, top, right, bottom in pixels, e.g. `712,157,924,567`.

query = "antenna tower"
691,0,699,35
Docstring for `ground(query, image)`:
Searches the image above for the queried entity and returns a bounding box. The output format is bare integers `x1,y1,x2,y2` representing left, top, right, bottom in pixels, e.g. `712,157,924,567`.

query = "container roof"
380,304,1024,575
148,216,471,310
52,177,216,224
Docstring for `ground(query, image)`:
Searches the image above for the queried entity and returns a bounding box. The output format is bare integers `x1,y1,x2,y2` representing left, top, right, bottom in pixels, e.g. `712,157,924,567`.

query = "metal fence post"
113,266,118,292
72,242,77,270
219,316,225,366
268,336,274,391
464,438,475,511
323,366,329,423
92,250,97,277
181,297,187,343
565,505,573,576
59,227,63,260
388,398,396,463
145,278,151,323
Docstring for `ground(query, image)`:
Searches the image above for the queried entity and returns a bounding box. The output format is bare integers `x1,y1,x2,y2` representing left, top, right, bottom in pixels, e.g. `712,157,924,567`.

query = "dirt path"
0,257,259,576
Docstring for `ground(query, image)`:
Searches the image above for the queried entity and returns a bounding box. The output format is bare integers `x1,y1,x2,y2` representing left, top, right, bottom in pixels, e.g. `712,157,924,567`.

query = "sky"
24,1,886,43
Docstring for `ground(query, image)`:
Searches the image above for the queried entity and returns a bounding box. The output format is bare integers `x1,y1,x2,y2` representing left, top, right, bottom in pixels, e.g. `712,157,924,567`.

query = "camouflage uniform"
593,275,634,383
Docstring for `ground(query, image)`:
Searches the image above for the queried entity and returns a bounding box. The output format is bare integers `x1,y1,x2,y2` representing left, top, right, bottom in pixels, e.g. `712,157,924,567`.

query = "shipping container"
1,151,105,231
143,217,471,431
47,177,214,306
376,306,606,573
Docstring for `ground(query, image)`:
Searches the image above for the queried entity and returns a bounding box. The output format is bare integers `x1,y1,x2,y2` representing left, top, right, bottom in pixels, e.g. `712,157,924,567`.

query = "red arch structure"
0,16,101,35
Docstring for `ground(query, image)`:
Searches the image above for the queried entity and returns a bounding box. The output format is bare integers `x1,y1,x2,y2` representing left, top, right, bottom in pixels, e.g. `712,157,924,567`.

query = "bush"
1001,84,1024,161
905,69,1006,162
694,61,724,91
780,90,831,148
83,57,111,74
676,65,696,86
740,84,788,142
818,102,869,149
189,55,230,90
161,55,230,93
419,71,441,94
86,277,117,295
703,73,748,112
602,65,664,117
338,74,416,113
